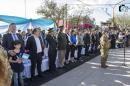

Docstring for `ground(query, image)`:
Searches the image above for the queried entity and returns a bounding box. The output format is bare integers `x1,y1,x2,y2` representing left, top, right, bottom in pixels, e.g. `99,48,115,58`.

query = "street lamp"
112,0,125,27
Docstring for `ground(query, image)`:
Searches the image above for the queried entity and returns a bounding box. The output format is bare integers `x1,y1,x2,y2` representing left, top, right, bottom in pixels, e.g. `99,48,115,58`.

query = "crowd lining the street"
0,23,130,86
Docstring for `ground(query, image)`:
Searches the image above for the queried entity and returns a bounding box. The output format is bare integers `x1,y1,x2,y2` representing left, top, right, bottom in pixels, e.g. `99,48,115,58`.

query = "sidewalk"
41,48,130,86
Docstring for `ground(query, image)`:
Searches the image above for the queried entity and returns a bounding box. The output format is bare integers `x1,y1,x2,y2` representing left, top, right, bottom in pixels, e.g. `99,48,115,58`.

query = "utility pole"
24,0,27,18
66,0,68,29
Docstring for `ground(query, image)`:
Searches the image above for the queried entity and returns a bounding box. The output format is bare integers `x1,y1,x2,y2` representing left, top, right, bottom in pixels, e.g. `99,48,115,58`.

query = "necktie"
13,34,17,41
40,35,44,43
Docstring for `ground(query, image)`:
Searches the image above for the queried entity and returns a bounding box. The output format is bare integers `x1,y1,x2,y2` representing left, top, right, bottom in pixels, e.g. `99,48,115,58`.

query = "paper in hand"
22,53,30,59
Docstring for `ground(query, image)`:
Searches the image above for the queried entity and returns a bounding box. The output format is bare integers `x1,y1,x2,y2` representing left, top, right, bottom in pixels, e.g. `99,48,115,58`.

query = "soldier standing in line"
100,31,110,68
0,45,12,86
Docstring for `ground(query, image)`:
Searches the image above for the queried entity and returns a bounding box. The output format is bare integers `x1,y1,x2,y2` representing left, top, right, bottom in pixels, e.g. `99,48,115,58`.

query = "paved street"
41,48,130,86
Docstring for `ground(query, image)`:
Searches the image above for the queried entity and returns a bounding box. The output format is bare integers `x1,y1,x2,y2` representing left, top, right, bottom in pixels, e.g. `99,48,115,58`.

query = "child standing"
9,40,24,86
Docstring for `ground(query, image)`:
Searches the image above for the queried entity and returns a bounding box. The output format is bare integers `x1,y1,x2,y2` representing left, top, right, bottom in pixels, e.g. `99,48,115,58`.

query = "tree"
115,15,130,28
37,0,67,27
68,15,93,29
68,5,93,28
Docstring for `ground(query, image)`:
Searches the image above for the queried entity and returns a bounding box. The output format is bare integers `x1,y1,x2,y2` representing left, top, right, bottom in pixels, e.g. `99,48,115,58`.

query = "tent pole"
24,0,27,18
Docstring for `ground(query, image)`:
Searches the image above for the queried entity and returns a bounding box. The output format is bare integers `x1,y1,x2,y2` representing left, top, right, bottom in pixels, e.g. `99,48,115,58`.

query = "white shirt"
34,36,42,53
118,34,124,40
67,34,71,43
76,34,84,45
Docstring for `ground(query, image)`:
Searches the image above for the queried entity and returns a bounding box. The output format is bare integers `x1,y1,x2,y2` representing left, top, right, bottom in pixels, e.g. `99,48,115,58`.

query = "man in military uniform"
0,45,12,86
100,31,110,68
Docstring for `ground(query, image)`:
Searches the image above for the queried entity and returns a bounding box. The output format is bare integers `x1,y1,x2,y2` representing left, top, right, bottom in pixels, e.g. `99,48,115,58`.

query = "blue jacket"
70,35,76,44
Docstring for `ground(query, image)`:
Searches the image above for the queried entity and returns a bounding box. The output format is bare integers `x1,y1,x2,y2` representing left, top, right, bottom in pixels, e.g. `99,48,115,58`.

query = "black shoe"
101,65,108,68
24,82,28,86
104,65,109,68
30,77,34,81
38,74,43,78
58,66,66,69
79,59,84,62
85,54,89,57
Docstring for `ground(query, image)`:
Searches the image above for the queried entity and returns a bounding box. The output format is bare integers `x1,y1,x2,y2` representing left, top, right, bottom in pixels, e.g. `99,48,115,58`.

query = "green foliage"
37,0,67,26
69,15,93,27
115,15,130,27
37,0,93,28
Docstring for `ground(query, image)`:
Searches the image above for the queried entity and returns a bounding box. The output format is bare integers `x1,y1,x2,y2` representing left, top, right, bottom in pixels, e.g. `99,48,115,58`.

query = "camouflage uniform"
0,46,12,86
100,33,110,68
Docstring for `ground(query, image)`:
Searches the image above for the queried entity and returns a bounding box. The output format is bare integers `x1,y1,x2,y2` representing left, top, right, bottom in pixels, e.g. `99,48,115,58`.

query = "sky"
0,0,129,26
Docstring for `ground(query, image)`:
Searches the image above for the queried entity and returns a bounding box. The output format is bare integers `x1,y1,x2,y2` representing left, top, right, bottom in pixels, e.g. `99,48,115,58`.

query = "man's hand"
8,50,16,56
42,44,45,48
16,59,22,63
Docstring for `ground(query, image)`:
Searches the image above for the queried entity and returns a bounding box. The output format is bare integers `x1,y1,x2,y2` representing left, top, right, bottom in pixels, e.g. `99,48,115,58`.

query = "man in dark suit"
26,28,44,78
83,30,90,56
110,33,116,49
2,23,26,86
2,23,24,51
91,31,97,53
46,28,57,72
26,29,32,40
0,34,2,45
65,29,71,64
57,26,67,68
93,30,99,53
40,29,48,48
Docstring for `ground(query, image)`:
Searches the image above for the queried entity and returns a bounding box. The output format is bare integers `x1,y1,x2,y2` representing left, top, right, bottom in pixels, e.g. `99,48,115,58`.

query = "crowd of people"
0,23,130,86
104,29,130,49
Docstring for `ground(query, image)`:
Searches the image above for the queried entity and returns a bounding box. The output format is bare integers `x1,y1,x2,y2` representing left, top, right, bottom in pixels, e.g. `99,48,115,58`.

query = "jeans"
77,45,82,59
91,43,94,53
85,44,90,56
65,45,71,61
13,72,24,86
70,45,76,58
